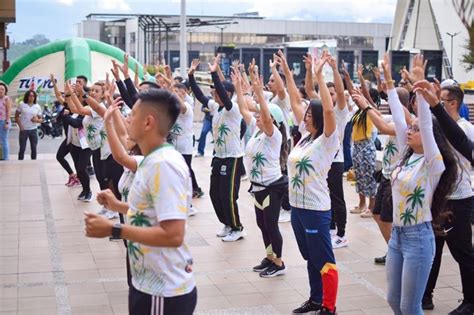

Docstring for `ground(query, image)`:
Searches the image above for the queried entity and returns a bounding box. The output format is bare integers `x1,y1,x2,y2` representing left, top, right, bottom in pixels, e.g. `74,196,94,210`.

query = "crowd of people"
2,50,474,315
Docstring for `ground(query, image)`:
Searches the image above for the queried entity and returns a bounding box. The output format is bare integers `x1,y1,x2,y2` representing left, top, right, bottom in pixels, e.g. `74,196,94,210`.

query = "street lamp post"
216,26,228,54
446,31,460,70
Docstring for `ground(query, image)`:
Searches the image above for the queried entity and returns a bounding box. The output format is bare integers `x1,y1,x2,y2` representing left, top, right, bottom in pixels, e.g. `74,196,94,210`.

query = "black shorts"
103,155,123,184
373,176,393,223
129,285,197,315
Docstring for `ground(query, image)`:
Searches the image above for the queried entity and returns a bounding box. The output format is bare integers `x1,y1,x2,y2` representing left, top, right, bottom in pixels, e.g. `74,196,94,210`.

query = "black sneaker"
319,306,336,315
292,300,322,314
82,191,93,202
252,258,273,272
374,254,386,265
77,191,86,201
259,262,286,278
193,188,204,198
422,294,434,310
449,301,474,315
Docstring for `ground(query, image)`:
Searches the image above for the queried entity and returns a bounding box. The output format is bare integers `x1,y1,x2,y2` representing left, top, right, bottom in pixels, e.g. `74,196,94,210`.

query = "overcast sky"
9,0,396,42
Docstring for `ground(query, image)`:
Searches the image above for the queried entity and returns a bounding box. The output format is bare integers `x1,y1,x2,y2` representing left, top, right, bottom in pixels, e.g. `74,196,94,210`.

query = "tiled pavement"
0,147,469,314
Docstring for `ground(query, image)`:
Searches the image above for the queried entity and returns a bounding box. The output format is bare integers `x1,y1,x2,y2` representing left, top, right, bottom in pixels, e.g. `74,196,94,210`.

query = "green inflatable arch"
0,37,143,84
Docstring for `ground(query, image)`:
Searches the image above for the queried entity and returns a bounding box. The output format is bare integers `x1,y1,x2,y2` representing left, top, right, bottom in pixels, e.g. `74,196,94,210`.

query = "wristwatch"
83,93,89,99
111,223,122,239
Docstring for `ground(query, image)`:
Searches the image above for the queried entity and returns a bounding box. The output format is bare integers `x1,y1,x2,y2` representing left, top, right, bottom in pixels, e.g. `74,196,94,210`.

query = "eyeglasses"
407,124,420,133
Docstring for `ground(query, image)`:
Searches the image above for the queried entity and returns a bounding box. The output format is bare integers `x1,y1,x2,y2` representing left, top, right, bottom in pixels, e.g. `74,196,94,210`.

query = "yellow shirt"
351,111,374,141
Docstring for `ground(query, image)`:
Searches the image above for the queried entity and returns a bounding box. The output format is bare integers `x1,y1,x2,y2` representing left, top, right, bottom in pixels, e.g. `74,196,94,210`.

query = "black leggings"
56,139,74,175
129,285,197,315
328,162,347,237
182,154,199,191
92,149,108,190
253,183,285,258
69,144,92,193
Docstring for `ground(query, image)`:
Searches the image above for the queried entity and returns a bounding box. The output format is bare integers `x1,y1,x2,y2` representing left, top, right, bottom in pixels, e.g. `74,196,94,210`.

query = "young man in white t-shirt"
84,89,197,315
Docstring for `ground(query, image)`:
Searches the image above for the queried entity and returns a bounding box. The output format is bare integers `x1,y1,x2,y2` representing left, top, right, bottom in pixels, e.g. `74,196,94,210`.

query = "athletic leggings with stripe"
210,157,244,231
129,285,197,315
253,183,286,258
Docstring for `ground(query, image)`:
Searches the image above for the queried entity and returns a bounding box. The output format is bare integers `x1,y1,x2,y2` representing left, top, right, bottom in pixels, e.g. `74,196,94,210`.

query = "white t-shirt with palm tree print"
288,127,339,211
381,116,400,180
244,118,282,186
118,155,144,204
170,102,193,155
208,100,244,158
127,144,195,297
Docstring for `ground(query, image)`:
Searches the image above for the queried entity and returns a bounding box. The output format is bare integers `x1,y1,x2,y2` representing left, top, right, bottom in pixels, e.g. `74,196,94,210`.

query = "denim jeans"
18,129,38,160
343,121,353,172
386,222,435,315
0,120,9,160
197,118,212,155
291,207,338,311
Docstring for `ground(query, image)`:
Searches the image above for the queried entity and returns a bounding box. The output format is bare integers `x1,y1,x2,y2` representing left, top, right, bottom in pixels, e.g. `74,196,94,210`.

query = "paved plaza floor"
0,127,469,314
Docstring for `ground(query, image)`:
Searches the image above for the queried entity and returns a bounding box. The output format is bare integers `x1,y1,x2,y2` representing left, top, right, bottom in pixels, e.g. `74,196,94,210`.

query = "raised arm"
188,59,210,107
65,81,92,116
253,73,274,137
382,53,407,148
120,54,139,106
327,55,346,110
50,74,65,104
231,69,252,126
352,89,396,136
303,53,319,100
357,64,375,106
209,55,233,111
315,52,336,137
341,61,355,95
270,53,287,101
276,51,304,124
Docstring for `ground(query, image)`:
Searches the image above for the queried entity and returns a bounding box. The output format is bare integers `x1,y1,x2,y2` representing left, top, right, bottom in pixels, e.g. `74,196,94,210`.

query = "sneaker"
71,176,81,187
332,236,348,249
65,176,75,187
222,230,246,242
216,225,232,237
259,262,286,278
422,294,434,310
82,191,93,202
253,257,274,272
292,300,322,314
194,152,204,157
97,207,108,216
448,301,474,315
374,254,387,265
279,209,291,223
319,306,337,315
104,210,118,220
192,188,204,199
86,166,95,177
330,229,337,239
77,190,86,200
188,205,198,217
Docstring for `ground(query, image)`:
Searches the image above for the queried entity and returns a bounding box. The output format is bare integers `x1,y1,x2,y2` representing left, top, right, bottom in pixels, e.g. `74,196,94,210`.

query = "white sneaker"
222,230,246,242
278,209,291,223
216,225,232,237
188,205,198,217
332,236,348,249
97,207,108,216
105,210,119,220
330,229,337,239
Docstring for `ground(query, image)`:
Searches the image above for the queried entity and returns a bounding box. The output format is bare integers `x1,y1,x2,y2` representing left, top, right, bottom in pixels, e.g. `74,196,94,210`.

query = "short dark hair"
442,85,464,110
326,82,335,89
0,82,8,94
137,89,180,134
76,75,88,83
173,82,187,91
174,76,184,83
138,81,161,90
23,90,37,104
396,87,410,107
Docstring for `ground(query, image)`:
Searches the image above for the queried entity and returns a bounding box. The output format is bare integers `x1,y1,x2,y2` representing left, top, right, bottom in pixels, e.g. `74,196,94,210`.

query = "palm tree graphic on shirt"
86,124,97,142
251,152,268,182
294,156,315,208
216,123,230,154
400,185,425,225
383,140,398,168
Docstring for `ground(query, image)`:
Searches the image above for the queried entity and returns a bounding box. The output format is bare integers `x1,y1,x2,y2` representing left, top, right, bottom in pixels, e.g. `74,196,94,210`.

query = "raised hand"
351,87,369,109
208,54,221,73
372,66,381,80
314,52,328,76
276,50,290,73
188,59,200,75
357,63,364,77
433,78,442,99
103,99,123,122
327,54,337,69
411,54,427,83
303,53,313,71
269,54,278,69
230,70,242,94
111,60,121,81
413,80,440,107
381,53,392,82
119,53,129,78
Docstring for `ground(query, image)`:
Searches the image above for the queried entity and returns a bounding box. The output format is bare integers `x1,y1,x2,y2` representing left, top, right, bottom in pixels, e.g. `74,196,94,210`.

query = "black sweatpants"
69,144,92,193
182,154,200,191
328,162,347,237
253,182,286,258
56,139,74,175
424,197,474,303
129,285,197,315
18,129,38,160
210,157,244,231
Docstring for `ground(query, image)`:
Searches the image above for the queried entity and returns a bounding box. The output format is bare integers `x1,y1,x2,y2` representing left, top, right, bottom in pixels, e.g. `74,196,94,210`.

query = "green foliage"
461,22,474,71
8,34,51,62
